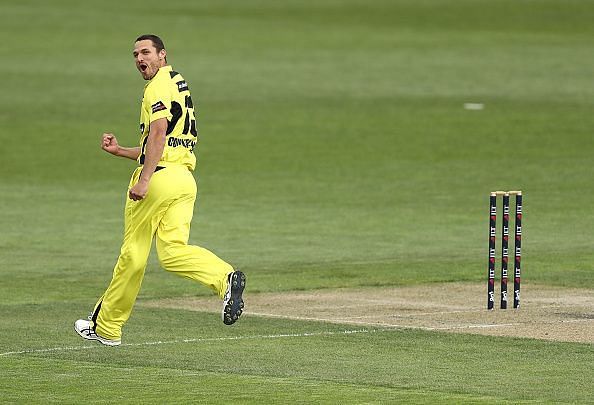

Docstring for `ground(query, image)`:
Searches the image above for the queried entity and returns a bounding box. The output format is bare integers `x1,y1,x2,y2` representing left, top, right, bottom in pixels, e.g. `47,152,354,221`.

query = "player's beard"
139,62,159,80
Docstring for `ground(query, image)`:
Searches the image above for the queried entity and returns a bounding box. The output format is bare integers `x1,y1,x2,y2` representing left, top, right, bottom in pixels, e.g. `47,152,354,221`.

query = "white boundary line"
3,313,592,358
0,328,388,358
246,311,594,331
248,311,522,330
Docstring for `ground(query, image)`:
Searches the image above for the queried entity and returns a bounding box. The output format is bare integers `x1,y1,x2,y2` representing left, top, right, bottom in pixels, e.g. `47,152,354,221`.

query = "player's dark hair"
135,34,167,61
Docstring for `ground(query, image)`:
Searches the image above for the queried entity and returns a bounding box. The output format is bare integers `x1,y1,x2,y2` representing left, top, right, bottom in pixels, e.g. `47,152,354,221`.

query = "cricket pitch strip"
141,283,594,344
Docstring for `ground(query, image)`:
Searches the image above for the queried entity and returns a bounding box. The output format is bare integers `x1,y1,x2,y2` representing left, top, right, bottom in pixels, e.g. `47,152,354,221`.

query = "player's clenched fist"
101,133,120,155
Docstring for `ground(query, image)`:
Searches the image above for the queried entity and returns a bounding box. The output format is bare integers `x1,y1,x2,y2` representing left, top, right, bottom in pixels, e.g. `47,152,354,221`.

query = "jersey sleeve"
143,80,173,123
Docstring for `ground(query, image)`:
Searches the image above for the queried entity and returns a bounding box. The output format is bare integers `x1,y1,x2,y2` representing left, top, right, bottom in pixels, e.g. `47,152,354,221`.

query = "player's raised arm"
101,133,141,160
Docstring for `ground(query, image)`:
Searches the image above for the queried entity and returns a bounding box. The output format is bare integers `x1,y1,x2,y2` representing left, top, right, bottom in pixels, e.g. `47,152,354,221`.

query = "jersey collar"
146,65,173,86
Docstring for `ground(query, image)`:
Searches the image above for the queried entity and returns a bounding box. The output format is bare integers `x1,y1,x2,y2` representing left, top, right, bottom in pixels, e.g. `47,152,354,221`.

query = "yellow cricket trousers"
92,165,234,340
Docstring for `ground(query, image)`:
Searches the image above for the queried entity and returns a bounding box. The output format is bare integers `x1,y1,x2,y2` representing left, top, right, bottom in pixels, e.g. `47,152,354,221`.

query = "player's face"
133,40,166,80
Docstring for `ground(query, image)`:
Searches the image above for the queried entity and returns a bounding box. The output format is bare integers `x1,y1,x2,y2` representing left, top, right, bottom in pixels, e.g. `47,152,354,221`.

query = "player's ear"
159,49,167,61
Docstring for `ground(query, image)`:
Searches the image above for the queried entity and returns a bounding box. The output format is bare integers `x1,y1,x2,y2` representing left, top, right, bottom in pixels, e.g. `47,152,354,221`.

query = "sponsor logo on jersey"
151,101,167,113
177,80,188,92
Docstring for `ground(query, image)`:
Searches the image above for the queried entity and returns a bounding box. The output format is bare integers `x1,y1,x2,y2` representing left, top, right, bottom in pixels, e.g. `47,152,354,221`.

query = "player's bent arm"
138,118,167,184
116,146,141,160
101,133,141,160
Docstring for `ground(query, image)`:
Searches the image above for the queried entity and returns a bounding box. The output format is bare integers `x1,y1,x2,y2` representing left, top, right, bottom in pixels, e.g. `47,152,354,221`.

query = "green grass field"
1,0,593,403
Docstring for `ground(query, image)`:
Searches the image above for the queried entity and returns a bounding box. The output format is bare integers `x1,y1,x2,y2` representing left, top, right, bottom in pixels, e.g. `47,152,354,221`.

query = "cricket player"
74,35,245,346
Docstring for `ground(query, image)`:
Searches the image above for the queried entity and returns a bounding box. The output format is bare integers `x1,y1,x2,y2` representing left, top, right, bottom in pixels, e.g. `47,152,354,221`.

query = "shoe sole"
73,323,121,346
223,271,246,325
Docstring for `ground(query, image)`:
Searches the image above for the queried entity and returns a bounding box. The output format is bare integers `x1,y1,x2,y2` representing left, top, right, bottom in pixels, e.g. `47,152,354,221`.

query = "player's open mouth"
139,64,148,72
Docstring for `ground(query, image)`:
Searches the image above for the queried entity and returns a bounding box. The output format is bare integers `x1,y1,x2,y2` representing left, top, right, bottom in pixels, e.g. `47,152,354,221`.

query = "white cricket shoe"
222,270,246,325
74,319,121,346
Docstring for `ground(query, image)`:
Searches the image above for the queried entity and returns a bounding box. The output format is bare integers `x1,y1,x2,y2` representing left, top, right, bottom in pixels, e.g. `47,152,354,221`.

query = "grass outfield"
1,0,593,403
2,308,593,403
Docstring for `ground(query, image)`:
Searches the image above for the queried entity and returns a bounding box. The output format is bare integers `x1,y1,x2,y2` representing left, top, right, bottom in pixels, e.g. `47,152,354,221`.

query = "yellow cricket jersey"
139,65,198,170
